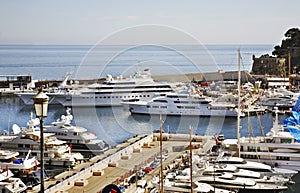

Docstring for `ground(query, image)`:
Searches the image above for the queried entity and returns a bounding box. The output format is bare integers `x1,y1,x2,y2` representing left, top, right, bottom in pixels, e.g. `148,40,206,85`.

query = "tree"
272,28,300,57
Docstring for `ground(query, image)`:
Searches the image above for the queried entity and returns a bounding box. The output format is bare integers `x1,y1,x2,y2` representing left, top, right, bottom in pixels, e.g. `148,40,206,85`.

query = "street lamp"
33,88,49,193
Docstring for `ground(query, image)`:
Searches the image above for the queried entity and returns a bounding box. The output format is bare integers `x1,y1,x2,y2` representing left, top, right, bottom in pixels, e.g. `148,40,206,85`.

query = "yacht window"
25,144,30,148
277,156,290,160
153,100,168,103
18,144,23,148
281,138,292,143
185,106,196,109
174,101,189,104
160,106,167,108
247,146,260,152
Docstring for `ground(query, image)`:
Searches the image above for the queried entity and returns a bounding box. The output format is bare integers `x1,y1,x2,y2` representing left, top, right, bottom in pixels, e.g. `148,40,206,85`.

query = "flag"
69,144,72,155
5,166,8,176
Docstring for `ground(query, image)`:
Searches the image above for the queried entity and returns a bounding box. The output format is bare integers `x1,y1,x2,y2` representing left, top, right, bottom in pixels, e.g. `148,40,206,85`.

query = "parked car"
137,170,145,179
118,185,125,192
143,166,152,173
150,162,158,169
128,175,136,184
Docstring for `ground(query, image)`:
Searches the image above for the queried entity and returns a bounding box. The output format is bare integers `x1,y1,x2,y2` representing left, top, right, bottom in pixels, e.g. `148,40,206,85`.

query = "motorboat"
224,103,300,172
194,172,288,192
124,93,244,117
0,149,39,170
0,131,84,167
152,176,235,193
0,149,48,188
213,156,297,178
0,168,27,193
26,108,110,158
15,72,74,105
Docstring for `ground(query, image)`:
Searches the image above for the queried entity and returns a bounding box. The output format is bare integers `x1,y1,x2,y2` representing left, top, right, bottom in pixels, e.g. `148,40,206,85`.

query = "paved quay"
36,133,215,193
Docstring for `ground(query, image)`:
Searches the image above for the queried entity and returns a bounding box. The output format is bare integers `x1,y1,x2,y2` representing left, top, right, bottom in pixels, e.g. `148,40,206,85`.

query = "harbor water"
0,44,299,192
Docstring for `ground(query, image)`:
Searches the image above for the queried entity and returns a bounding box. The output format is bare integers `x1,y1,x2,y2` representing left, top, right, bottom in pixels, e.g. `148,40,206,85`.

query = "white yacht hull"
128,102,240,117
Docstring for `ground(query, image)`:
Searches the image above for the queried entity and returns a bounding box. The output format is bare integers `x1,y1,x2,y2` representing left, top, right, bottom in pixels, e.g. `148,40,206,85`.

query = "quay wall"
45,135,153,193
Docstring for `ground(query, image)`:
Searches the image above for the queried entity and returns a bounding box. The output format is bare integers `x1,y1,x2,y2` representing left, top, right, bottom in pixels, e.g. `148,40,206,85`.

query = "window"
277,156,290,160
281,138,292,144
247,146,260,152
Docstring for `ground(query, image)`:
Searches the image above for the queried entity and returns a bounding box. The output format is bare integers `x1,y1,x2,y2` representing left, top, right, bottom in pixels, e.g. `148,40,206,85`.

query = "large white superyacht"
61,69,181,107
124,92,244,117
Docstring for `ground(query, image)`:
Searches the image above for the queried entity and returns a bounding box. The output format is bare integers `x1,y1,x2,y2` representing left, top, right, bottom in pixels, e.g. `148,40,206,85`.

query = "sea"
0,44,299,192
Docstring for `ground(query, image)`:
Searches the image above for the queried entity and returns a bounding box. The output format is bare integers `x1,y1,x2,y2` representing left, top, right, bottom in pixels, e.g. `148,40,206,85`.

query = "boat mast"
189,126,193,193
237,48,241,157
159,114,164,193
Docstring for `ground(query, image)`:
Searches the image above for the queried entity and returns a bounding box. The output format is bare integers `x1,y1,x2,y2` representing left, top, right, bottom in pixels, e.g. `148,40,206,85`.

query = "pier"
36,133,215,193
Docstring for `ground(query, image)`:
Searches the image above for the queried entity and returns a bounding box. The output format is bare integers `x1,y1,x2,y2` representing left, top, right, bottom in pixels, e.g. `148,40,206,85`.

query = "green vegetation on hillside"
272,28,300,57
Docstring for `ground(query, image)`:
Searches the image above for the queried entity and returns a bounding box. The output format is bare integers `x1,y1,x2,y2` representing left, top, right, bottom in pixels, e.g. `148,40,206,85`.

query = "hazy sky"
0,0,299,45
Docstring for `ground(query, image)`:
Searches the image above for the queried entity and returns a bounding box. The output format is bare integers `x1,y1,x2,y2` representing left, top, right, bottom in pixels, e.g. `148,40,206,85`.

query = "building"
0,75,32,91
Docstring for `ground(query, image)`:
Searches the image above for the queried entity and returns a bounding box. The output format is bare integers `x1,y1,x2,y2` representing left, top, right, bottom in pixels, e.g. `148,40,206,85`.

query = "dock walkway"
40,133,215,193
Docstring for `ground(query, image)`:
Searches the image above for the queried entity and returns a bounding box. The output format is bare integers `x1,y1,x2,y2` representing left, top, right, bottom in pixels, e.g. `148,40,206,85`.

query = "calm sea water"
0,44,273,80
0,44,299,192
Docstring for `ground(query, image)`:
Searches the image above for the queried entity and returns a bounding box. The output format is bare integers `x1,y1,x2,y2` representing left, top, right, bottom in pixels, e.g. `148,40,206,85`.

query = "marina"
1,45,300,192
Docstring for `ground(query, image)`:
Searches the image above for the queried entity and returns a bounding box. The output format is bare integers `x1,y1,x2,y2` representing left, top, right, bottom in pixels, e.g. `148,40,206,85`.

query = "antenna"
237,48,241,158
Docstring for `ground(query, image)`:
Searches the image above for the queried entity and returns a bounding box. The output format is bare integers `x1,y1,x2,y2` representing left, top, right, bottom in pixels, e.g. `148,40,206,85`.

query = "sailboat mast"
237,48,241,157
159,114,164,193
189,126,193,193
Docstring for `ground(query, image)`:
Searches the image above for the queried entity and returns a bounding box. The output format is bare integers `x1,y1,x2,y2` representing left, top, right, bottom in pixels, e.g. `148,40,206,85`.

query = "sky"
0,0,299,45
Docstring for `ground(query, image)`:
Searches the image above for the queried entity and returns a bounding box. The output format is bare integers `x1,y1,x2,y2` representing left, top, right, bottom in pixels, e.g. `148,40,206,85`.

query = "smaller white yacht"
0,149,49,188
0,168,27,193
152,176,235,193
194,172,288,192
0,131,84,167
29,108,110,158
0,149,39,170
15,72,74,105
214,156,297,178
224,107,300,172
124,93,244,117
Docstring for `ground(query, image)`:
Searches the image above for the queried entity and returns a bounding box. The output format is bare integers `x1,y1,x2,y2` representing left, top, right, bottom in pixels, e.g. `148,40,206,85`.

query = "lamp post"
33,88,49,193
